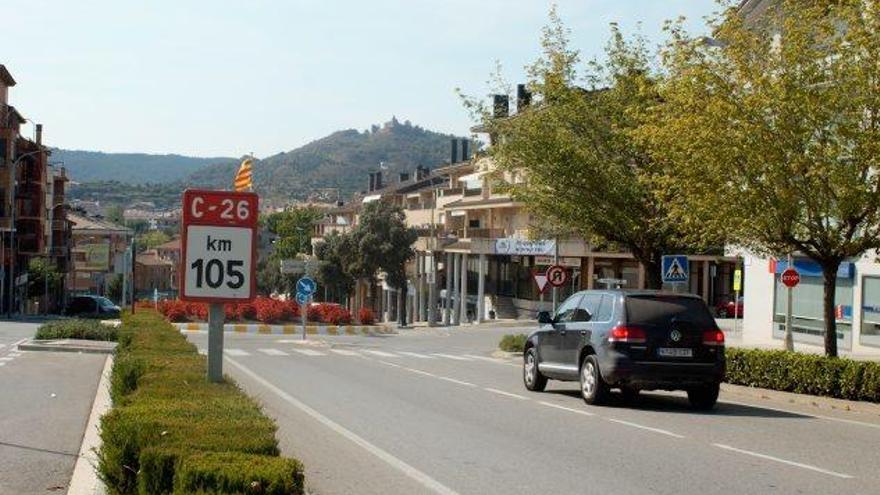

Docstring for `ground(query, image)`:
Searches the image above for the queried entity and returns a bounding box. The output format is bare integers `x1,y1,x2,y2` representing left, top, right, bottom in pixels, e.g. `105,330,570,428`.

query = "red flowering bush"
160,300,188,322
306,304,322,322
280,300,299,321
224,303,239,321
323,306,352,325
135,300,154,309
236,302,257,321
358,307,376,325
254,297,285,324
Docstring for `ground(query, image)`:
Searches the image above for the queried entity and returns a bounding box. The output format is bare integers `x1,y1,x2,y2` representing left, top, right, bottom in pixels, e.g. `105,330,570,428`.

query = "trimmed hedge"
98,310,304,494
499,333,528,353
35,319,118,341
726,348,880,403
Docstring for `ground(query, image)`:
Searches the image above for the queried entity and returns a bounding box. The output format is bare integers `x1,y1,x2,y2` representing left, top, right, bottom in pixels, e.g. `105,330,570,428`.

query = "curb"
175,322,396,336
67,354,113,495
19,340,117,355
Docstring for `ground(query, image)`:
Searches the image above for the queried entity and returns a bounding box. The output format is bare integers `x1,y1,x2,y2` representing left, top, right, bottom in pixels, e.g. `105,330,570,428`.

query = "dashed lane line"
226,358,461,495
484,388,529,400
258,348,289,356
713,443,854,479
364,350,398,358
436,376,477,388
538,401,596,417
606,418,685,439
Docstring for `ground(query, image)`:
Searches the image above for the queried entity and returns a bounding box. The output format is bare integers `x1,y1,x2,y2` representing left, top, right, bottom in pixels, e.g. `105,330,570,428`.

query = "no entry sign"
781,267,800,289
546,265,568,287
180,189,258,303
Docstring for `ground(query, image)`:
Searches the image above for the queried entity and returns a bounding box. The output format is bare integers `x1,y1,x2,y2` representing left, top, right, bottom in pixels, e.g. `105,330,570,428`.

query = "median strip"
713,443,854,479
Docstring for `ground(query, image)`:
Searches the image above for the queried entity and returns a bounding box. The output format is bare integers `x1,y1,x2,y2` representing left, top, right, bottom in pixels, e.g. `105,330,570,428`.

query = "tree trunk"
820,261,841,358
644,260,663,290
397,286,407,327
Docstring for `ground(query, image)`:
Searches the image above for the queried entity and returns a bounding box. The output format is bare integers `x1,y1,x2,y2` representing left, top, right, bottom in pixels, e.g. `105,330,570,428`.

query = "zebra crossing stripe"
330,349,360,356
224,349,250,356
258,348,289,356
293,349,326,357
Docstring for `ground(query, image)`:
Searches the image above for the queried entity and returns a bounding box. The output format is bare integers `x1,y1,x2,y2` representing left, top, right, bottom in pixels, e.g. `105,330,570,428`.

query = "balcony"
15,183,43,199
464,228,506,239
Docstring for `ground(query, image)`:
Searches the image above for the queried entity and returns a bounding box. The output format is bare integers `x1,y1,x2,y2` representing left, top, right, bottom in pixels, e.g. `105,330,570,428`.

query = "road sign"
662,255,689,284
297,276,317,296
733,269,742,292
533,272,550,294
295,292,309,305
546,265,568,287
280,259,307,274
781,267,800,288
180,189,258,303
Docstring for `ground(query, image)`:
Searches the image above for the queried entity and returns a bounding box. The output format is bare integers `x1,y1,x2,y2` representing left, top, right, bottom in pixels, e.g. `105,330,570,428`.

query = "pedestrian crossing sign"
662,255,689,284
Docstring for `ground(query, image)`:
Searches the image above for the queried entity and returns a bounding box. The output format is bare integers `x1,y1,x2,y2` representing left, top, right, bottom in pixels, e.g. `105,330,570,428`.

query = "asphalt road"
0,321,106,495
185,324,880,495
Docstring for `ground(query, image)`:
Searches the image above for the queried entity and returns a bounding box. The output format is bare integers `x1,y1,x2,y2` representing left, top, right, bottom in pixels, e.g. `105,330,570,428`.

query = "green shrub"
98,310,303,494
499,333,528,353
174,452,305,495
35,319,117,341
725,348,880,403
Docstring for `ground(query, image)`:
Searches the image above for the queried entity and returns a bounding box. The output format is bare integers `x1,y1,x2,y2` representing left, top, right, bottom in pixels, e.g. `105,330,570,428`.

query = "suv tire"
688,383,720,410
523,348,547,392
580,355,609,405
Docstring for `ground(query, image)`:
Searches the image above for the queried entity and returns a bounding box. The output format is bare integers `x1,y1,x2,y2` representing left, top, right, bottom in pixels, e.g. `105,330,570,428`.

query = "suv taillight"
609,326,647,344
702,329,725,346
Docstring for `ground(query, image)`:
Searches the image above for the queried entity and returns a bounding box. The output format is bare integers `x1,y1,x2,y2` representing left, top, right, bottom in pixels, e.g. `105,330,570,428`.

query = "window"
861,277,880,348
772,266,853,349
575,293,602,322
625,295,715,328
595,295,614,322
555,294,583,322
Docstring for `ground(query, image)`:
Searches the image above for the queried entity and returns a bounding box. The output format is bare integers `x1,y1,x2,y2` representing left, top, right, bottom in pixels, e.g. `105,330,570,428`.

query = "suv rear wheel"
523,348,547,392
687,383,720,410
580,355,609,405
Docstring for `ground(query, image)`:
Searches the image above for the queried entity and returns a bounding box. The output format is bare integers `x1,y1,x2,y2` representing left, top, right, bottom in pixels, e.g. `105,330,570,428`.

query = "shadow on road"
543,389,809,419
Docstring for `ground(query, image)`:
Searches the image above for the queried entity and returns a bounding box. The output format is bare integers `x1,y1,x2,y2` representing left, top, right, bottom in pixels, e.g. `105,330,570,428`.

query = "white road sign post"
180,189,258,383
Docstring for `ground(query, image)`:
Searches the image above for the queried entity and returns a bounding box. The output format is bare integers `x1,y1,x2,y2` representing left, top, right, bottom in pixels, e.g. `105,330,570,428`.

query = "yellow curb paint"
186,323,201,331
234,324,247,333
345,326,355,335
258,325,271,334
282,325,296,335
327,326,338,335
306,326,318,335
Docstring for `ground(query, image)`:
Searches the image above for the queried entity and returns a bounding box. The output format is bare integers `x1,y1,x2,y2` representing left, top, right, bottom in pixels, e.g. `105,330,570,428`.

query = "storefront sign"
494,238,555,255
534,256,580,267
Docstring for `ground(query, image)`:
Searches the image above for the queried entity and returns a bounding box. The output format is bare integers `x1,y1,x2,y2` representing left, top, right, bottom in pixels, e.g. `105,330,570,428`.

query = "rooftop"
0,65,16,87
68,213,132,234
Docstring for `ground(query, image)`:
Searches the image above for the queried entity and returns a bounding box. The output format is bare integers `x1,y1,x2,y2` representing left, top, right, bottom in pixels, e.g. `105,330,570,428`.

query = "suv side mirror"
537,311,554,325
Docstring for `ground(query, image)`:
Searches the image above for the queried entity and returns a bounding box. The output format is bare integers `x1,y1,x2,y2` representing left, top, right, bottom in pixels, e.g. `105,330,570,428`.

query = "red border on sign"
179,189,259,303
546,264,568,287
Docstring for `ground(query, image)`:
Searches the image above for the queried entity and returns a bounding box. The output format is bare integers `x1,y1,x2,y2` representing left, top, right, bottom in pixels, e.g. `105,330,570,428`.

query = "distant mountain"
186,117,466,202
53,149,235,184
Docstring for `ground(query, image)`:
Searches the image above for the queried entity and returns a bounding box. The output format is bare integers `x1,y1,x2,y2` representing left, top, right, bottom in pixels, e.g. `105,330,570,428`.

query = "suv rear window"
624,295,715,328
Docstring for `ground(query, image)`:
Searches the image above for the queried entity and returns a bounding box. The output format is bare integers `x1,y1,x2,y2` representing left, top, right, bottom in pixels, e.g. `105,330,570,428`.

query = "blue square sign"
661,255,689,284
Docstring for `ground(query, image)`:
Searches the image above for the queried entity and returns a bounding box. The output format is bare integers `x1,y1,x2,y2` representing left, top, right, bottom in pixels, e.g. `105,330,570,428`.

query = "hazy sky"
4,1,720,157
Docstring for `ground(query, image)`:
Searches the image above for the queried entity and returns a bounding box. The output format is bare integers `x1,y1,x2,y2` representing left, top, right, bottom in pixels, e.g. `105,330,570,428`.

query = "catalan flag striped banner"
234,158,254,192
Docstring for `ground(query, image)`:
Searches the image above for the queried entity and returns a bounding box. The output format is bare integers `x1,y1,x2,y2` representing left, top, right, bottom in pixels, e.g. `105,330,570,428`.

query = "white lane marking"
278,339,311,344
330,349,361,356
226,358,460,495
364,350,398,357
0,362,5,366
293,349,326,357
258,348,289,356
12,338,27,347
224,349,250,356
713,443,854,479
8,352,22,358
198,349,207,355
538,401,596,417
403,367,438,378
721,399,880,431
484,388,529,400
606,418,685,439
0,344,5,349
397,351,435,359
431,353,472,361
0,357,13,362
378,360,401,368
437,376,477,388
463,354,519,367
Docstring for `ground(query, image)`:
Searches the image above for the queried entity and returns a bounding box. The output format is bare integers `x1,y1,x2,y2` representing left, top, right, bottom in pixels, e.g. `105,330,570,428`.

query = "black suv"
522,290,725,409
64,295,121,319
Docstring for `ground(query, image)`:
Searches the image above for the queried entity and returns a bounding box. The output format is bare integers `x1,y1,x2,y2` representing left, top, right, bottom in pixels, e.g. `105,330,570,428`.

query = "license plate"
658,347,693,358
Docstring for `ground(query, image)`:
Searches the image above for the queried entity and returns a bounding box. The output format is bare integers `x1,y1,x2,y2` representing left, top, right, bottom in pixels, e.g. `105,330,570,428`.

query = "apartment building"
68,213,132,296
0,64,70,313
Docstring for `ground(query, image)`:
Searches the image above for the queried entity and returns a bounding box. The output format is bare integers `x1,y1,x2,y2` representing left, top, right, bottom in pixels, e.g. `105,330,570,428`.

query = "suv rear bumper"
601,353,724,390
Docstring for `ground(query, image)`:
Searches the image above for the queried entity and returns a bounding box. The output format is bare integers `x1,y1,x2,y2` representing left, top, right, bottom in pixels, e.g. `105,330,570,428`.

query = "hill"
186,118,465,202
53,149,235,184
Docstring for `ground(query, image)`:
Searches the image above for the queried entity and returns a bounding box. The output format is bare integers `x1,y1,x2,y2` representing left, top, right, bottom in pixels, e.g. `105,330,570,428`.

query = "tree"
314,233,356,303
27,258,62,300
137,230,171,253
107,274,124,304
464,8,706,288
104,205,125,225
264,207,323,259
642,0,880,356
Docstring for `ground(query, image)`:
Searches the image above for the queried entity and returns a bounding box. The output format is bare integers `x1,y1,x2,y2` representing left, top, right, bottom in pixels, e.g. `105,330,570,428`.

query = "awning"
362,194,381,204
457,171,485,183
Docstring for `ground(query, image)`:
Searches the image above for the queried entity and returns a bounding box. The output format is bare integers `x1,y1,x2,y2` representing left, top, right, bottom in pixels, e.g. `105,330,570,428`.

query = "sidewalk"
0,347,107,494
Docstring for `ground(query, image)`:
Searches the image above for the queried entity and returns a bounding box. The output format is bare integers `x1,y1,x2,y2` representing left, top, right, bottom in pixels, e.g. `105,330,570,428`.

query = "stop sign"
781,268,800,288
